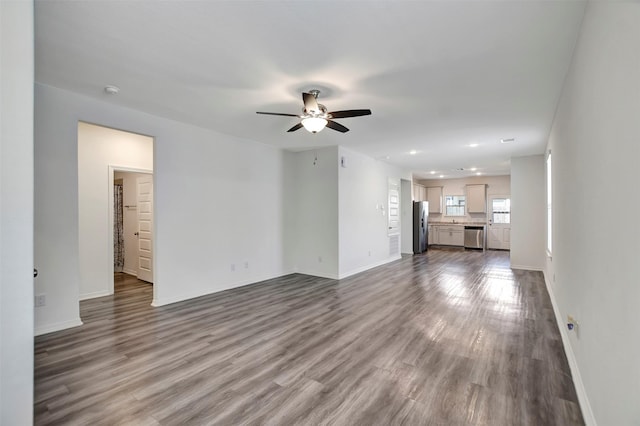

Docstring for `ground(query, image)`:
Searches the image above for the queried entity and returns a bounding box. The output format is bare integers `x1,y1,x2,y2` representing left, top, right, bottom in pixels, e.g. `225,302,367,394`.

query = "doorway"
77,122,154,301
112,170,154,284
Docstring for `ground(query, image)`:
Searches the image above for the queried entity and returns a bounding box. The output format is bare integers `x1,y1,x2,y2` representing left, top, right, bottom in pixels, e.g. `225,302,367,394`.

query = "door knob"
34,268,38,278
134,232,139,236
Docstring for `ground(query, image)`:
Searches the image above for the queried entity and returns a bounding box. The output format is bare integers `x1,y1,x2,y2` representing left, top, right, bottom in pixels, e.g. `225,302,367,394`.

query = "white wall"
0,0,34,423
114,171,152,276
35,83,291,332
338,147,403,277
287,147,339,279
284,146,410,279
400,179,413,254
417,175,510,223
78,123,153,299
545,3,640,425
35,82,413,334
510,155,545,270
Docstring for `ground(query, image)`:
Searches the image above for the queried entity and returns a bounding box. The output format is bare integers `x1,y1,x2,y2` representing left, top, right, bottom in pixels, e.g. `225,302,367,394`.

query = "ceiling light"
409,150,417,155
468,143,479,148
301,117,328,133
104,85,120,95
476,172,482,176
470,167,477,171
439,174,444,178
430,171,436,175
501,138,515,144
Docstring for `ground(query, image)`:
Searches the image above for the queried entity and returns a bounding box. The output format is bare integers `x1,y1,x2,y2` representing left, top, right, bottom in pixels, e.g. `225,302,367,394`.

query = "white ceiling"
35,1,586,179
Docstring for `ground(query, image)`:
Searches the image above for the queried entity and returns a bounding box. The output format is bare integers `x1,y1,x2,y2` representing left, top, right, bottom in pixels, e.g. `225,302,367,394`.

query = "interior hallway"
34,250,583,425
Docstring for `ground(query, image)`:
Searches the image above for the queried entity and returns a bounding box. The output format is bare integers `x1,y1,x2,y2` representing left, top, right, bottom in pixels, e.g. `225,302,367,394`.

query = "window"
492,198,511,224
546,152,552,255
445,195,465,216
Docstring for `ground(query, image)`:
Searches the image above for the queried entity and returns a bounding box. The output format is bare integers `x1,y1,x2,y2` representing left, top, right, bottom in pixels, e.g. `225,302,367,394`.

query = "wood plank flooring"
34,249,584,425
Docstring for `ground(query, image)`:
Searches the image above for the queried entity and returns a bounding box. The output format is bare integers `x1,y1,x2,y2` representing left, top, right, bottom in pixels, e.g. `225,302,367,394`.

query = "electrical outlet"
35,294,46,308
567,315,579,335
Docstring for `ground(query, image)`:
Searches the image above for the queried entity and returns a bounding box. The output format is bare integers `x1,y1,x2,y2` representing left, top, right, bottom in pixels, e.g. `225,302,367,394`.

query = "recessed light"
430,171,436,175
501,138,515,144
439,174,444,178
476,172,482,176
470,167,477,171
468,143,479,148
409,150,417,155
104,85,120,95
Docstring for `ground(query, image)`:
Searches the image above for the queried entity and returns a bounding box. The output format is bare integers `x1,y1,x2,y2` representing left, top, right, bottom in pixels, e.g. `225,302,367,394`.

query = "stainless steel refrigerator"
413,201,429,254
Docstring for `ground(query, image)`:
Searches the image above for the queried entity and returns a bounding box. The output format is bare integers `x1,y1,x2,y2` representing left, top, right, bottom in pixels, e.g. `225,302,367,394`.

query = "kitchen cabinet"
426,186,443,214
428,225,436,245
467,184,487,213
435,225,464,246
413,184,426,201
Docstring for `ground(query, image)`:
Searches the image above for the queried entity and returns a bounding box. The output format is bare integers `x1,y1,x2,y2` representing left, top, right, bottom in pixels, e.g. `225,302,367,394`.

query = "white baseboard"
510,264,543,271
543,271,597,426
79,290,111,301
338,255,402,279
150,256,396,307
292,269,339,280
35,318,83,336
122,268,137,276
151,270,298,307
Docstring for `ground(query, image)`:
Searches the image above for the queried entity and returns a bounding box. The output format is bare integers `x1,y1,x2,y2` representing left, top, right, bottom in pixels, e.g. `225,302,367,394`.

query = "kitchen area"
413,175,511,251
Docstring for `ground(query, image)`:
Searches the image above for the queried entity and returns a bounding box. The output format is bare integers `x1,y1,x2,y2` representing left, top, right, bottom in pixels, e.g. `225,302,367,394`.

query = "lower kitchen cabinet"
435,225,464,246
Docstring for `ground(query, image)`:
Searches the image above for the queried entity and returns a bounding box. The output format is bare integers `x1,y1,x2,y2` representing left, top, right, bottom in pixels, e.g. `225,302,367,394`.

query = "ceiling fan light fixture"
301,117,328,133
257,91,370,134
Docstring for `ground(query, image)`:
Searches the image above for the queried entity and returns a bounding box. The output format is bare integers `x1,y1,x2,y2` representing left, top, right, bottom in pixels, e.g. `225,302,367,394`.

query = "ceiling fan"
256,90,371,134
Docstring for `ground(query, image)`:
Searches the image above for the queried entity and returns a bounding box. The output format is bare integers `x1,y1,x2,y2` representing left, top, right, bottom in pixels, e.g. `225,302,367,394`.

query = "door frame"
108,165,154,295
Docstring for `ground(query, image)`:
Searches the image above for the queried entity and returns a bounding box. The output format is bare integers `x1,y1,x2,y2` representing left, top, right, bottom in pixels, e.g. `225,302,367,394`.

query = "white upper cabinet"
426,186,443,214
466,184,487,213
413,184,426,201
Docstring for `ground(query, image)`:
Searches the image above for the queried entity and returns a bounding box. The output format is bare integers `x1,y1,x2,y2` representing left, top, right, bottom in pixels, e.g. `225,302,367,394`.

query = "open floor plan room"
35,250,583,425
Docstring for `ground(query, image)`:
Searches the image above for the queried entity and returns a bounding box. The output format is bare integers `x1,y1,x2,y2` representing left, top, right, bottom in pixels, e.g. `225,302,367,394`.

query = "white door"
136,175,153,282
388,180,400,236
487,196,511,250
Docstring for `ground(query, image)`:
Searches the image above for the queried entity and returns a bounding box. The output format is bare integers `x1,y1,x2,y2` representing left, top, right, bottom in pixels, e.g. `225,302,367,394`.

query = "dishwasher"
464,226,485,250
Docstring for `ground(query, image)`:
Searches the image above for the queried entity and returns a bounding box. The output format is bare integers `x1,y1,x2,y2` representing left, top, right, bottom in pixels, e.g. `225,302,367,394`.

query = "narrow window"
546,152,552,256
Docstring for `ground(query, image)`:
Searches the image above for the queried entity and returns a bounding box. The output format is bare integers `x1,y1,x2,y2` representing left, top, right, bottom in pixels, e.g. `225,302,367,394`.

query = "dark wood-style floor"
34,249,584,425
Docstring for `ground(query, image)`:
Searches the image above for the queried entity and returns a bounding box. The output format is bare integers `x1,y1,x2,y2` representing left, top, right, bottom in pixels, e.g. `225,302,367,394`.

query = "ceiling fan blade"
328,109,372,119
287,123,304,132
326,120,349,133
256,112,299,117
302,92,319,113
